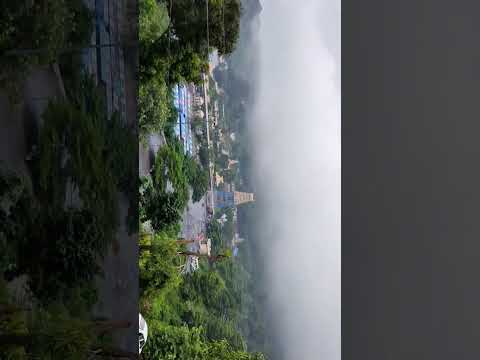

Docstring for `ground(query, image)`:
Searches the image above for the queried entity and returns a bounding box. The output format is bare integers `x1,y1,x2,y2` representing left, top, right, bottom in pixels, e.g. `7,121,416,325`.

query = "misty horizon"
245,0,340,359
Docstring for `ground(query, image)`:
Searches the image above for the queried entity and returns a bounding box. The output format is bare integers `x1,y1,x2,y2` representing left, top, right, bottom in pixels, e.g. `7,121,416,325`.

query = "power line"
222,0,226,54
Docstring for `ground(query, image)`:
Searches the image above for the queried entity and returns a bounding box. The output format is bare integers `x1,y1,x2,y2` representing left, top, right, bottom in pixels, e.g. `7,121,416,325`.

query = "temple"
208,191,255,209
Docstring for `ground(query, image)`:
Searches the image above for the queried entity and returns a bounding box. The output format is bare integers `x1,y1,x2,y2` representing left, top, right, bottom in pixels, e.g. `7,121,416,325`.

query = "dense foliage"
0,278,130,359
140,231,181,297
141,187,185,232
139,76,174,141
1,75,137,303
184,156,210,203
0,0,93,101
170,0,242,55
140,0,170,45
34,75,138,237
141,136,210,232
142,323,265,360
35,99,119,244
0,168,102,304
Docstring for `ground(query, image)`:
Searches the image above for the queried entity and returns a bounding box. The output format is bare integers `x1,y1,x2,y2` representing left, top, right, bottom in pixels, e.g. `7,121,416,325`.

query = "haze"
251,0,340,359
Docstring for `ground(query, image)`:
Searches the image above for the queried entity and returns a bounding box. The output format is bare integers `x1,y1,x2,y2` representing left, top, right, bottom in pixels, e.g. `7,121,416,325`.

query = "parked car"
139,313,148,354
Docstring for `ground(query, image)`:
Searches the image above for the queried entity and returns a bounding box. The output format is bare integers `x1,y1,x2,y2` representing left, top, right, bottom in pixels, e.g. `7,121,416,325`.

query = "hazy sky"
252,0,340,359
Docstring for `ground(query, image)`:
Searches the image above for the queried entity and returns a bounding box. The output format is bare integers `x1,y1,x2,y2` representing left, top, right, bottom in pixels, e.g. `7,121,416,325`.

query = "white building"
180,255,200,275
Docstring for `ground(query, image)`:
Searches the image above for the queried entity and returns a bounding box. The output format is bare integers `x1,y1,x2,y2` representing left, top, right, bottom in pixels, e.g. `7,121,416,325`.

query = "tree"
170,0,242,55
0,0,93,102
205,340,266,360
141,324,206,359
0,282,134,359
14,208,105,304
151,140,189,200
141,323,265,360
140,32,209,86
140,0,170,44
167,42,209,85
35,97,119,243
184,156,209,202
139,231,181,294
141,189,185,232
139,75,173,141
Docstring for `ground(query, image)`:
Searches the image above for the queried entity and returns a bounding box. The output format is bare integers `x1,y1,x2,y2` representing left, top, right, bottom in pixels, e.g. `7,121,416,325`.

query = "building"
215,173,224,186
234,191,255,205
180,256,199,275
228,159,239,169
217,213,228,226
197,237,211,256
173,85,193,155
232,233,245,247
208,190,255,209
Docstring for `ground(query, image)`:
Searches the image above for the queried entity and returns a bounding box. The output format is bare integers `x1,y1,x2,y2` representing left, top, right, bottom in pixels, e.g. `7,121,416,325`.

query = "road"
202,73,216,213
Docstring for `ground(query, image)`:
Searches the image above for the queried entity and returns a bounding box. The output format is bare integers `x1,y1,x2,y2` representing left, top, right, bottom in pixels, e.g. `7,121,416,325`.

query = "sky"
251,0,340,359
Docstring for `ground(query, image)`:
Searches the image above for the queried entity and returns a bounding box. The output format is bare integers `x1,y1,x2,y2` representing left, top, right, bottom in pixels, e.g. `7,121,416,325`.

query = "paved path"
181,195,207,241
93,192,138,353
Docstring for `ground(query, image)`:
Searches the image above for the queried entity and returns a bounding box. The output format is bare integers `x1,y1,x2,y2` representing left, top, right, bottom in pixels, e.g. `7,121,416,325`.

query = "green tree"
35,97,118,243
13,208,105,304
139,76,173,141
170,0,242,55
139,231,181,294
0,0,93,101
184,156,209,203
205,340,266,360
140,188,185,232
141,323,206,359
141,323,265,360
140,0,170,44
140,35,209,86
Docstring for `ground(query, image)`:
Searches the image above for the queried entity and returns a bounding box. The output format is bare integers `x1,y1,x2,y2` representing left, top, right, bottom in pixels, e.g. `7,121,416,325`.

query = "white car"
139,313,148,354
